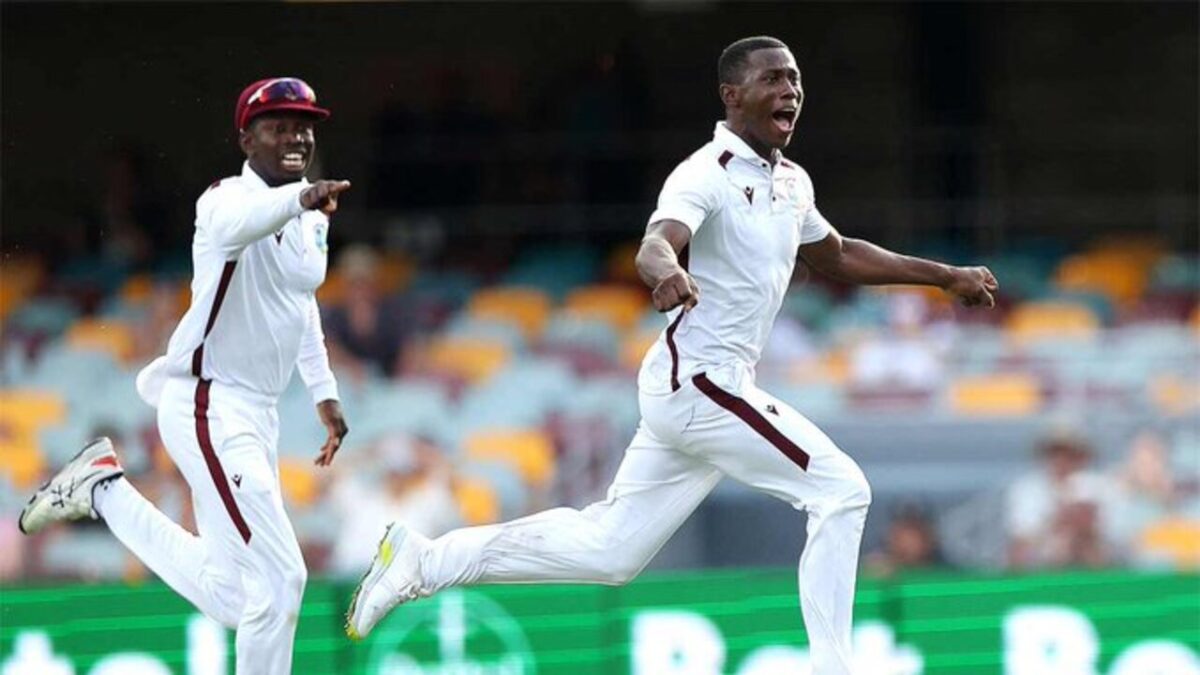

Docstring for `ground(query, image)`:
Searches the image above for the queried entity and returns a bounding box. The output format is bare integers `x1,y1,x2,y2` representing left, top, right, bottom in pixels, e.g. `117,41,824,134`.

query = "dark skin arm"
636,220,699,312
314,399,349,467
799,230,999,307
300,180,351,216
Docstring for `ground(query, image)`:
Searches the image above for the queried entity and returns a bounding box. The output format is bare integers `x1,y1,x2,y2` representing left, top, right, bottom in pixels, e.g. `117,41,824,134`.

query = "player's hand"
314,399,349,467
944,265,999,308
300,180,351,216
652,268,700,312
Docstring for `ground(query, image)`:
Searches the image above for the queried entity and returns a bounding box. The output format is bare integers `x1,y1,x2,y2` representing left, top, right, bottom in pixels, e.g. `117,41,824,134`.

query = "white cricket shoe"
345,523,431,641
18,437,124,535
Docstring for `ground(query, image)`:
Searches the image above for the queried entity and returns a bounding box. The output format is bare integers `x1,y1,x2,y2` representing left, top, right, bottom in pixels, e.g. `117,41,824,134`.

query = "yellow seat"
0,257,45,320
0,443,46,489
464,429,556,487
278,458,319,507
424,337,511,383
378,255,415,294
1053,252,1151,308
0,391,67,488
949,374,1041,416
0,390,67,432
454,477,499,525
620,328,660,370
67,319,135,363
118,274,155,305
564,285,647,333
1139,519,1200,569
1006,301,1099,343
468,287,552,339
0,281,32,322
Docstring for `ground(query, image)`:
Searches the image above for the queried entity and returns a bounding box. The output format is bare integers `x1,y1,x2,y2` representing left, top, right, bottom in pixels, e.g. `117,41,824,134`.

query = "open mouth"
280,151,307,172
771,108,797,134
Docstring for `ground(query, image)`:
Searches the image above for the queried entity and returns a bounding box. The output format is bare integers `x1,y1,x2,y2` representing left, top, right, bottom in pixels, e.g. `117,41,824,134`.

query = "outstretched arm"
205,179,351,255
636,219,700,312
798,230,999,307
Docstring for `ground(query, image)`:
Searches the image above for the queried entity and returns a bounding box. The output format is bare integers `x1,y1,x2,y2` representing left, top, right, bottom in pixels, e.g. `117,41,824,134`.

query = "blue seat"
445,314,527,353
541,315,620,362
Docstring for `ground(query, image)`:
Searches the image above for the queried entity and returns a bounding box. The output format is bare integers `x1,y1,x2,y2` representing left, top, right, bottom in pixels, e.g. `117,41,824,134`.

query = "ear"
238,128,253,155
719,82,740,109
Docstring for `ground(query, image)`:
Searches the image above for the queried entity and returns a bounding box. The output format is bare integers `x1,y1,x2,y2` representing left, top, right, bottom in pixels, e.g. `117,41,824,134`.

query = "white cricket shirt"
137,162,339,407
638,123,833,395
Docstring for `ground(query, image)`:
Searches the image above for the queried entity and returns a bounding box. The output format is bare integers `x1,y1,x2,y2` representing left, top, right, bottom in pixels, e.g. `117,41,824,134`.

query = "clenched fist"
944,265,999,308
652,269,700,312
301,179,351,215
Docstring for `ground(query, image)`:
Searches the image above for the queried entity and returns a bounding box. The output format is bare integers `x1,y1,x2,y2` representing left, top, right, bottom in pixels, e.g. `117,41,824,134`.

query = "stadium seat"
423,336,511,384
541,314,621,363
336,379,451,445
117,274,155,306
6,297,79,339
1053,251,1151,308
457,459,527,520
1,445,46,490
445,314,527,353
563,284,647,333
468,286,552,339
66,318,135,363
453,476,500,525
1150,254,1200,293
1149,374,1200,416
948,373,1042,416
620,328,660,370
1138,518,1200,568
0,258,44,321
464,429,556,487
1005,300,1100,342
0,390,67,434
279,458,319,507
503,245,599,300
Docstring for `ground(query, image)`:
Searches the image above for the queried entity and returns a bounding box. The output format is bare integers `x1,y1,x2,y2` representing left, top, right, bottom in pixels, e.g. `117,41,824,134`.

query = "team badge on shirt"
314,222,329,254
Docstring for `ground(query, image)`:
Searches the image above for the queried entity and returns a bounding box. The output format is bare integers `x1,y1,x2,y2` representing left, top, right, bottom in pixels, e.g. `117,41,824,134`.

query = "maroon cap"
234,77,331,132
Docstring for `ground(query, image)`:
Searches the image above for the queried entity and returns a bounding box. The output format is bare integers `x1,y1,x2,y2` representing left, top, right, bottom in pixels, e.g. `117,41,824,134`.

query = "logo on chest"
743,186,754,204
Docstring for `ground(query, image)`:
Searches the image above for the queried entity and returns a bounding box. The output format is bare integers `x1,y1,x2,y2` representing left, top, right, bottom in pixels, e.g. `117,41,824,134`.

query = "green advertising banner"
2,569,1198,674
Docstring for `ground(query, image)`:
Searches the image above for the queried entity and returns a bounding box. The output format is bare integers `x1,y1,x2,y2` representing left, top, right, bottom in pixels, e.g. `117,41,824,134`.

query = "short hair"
718,36,789,85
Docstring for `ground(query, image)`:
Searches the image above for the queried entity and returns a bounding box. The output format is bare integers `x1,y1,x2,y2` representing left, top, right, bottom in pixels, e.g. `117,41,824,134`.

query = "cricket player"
20,77,352,675
348,37,997,674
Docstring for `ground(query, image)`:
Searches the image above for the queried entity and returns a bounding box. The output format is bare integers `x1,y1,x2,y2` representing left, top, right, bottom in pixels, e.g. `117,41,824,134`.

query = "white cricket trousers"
421,364,871,675
94,375,305,675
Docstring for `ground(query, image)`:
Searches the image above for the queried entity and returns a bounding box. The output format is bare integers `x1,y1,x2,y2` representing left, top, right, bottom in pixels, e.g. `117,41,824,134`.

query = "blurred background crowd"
1,1,1196,584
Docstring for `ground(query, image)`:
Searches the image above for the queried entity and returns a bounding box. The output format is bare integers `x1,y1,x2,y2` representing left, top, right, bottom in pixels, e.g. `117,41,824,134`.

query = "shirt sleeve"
199,181,308,257
798,170,834,244
647,158,720,235
297,298,340,405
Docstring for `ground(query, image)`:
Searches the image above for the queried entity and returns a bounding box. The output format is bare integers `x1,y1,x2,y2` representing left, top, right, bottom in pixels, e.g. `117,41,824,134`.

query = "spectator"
328,434,461,576
1107,429,1199,568
322,245,410,379
850,291,949,391
865,504,947,578
1006,428,1114,569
